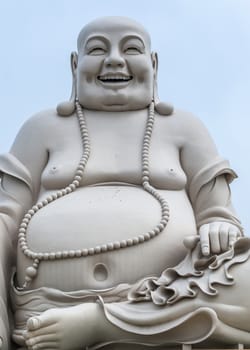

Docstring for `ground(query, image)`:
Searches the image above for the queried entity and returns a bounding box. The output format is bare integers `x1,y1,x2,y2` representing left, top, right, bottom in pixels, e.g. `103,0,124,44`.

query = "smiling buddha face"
74,17,155,111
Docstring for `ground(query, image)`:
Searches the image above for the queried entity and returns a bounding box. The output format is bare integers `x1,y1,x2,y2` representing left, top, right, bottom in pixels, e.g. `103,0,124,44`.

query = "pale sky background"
0,0,249,233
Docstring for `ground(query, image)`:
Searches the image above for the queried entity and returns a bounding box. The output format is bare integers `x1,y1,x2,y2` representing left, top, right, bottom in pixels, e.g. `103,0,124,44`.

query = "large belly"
16,185,197,291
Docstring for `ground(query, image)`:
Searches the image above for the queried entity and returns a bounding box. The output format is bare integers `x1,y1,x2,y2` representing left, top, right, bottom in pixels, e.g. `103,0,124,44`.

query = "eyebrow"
85,35,109,47
122,35,145,47
84,34,146,48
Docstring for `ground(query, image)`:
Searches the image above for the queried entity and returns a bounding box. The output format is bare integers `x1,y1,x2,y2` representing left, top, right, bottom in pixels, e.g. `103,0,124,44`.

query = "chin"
100,104,145,112
79,92,152,111
102,95,152,111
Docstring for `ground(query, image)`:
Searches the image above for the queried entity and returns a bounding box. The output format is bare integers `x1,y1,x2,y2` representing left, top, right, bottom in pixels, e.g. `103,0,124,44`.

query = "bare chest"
41,113,187,191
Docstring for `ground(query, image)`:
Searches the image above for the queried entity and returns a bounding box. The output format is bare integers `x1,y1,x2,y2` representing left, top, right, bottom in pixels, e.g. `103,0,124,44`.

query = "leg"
24,255,250,350
24,302,165,350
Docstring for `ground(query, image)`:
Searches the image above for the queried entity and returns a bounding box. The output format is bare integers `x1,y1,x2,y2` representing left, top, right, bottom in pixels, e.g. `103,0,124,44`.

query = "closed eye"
88,47,106,55
124,47,142,55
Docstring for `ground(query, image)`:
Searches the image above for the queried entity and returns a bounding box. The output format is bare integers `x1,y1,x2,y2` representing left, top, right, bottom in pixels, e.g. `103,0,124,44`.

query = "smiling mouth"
97,75,133,83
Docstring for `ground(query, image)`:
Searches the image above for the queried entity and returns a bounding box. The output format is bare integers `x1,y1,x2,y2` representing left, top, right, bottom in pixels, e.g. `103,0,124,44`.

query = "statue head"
75,16,154,112
57,17,173,116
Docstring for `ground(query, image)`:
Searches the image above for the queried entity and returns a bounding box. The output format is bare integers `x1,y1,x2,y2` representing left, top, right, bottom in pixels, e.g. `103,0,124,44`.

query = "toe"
27,309,58,333
29,341,58,350
26,333,57,347
27,317,41,331
26,324,58,342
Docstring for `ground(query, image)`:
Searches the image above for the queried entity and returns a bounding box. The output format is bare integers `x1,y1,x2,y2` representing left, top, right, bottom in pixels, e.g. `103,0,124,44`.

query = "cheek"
128,58,153,83
77,58,102,82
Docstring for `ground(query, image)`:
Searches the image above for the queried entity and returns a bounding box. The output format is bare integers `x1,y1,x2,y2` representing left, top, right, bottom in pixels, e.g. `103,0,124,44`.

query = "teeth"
98,75,132,81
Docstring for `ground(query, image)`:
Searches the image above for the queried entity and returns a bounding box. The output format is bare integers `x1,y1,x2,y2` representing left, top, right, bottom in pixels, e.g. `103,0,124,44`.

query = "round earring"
56,95,76,117
154,90,174,116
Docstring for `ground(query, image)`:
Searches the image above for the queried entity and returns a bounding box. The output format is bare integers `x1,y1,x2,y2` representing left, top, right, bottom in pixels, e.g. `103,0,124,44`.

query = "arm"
195,175,242,255
0,170,34,350
179,111,242,255
0,112,49,349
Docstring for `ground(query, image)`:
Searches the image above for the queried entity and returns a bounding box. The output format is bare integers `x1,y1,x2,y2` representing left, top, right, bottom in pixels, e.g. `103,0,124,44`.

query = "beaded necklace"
17,100,170,290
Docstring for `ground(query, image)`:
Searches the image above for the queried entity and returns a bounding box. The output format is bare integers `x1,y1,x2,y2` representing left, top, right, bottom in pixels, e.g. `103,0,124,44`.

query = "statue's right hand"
199,221,241,256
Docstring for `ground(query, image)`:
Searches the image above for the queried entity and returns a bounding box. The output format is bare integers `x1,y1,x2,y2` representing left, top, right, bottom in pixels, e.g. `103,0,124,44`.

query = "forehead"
77,17,151,52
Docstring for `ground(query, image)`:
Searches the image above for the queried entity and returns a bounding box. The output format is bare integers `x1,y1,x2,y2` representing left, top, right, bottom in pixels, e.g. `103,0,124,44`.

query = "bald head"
77,16,151,53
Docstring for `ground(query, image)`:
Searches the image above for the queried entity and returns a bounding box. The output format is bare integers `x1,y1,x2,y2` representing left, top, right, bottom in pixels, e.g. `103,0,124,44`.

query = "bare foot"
24,303,101,350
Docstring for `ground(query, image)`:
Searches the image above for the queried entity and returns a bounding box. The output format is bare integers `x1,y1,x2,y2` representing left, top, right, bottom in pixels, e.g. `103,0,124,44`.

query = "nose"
104,48,125,68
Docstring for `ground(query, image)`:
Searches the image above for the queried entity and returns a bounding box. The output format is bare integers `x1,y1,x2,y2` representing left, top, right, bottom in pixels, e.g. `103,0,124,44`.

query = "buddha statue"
0,16,249,350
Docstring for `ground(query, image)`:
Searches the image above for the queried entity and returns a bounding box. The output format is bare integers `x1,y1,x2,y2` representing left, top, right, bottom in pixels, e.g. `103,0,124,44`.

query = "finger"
219,223,229,252
209,222,221,254
229,226,240,247
199,224,210,256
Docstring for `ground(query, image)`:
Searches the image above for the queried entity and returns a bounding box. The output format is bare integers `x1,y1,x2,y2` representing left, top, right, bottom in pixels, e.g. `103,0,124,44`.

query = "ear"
56,52,78,117
151,51,173,116
151,51,158,78
71,51,78,76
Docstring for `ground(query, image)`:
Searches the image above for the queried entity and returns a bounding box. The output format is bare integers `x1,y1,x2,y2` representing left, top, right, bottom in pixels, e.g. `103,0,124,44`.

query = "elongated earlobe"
151,52,174,116
57,52,78,117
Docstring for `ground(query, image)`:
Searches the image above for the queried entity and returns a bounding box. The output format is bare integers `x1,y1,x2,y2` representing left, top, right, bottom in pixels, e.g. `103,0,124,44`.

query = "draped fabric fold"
188,157,237,205
128,237,250,305
0,153,33,193
0,153,33,243
11,238,250,348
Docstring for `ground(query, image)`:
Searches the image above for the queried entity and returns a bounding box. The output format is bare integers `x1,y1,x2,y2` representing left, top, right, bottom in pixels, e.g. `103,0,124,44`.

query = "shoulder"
157,108,207,129
13,108,73,144
156,108,213,147
170,108,208,130
163,108,213,145
18,108,63,132
11,108,73,157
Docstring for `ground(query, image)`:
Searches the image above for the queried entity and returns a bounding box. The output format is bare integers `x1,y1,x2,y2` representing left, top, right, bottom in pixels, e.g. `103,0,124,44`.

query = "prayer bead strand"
18,100,170,290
